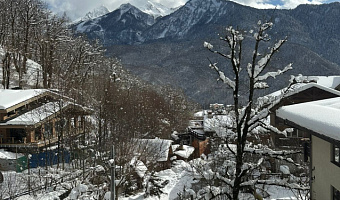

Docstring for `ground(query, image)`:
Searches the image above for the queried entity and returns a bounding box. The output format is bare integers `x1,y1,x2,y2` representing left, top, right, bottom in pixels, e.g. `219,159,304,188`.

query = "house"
186,120,211,158
269,82,340,150
276,97,340,200
135,138,173,171
0,89,92,150
171,119,211,159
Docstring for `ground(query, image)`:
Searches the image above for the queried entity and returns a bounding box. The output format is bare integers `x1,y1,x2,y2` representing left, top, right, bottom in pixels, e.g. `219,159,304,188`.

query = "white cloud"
230,0,276,9
230,0,331,9
152,0,188,8
44,0,110,20
280,0,323,9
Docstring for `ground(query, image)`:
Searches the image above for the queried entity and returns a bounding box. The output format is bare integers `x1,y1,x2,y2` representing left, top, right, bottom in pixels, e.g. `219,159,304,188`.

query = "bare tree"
191,20,308,199
0,0,47,88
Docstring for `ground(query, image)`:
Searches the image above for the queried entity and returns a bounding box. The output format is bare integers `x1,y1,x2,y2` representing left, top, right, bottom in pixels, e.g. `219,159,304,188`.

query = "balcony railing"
276,137,307,149
0,129,85,148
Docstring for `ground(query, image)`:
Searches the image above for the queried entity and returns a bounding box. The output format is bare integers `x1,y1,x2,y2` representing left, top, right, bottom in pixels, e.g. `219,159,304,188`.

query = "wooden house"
0,89,92,151
188,120,211,158
277,97,340,200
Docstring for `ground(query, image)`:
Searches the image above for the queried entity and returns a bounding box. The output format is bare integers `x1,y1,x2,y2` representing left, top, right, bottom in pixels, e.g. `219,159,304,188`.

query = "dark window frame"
332,144,340,167
333,186,340,200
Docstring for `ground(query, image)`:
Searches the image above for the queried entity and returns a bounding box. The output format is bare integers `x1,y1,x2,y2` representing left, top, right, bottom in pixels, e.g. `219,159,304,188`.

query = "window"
288,129,303,138
35,127,42,141
9,128,26,142
44,122,53,139
333,144,340,166
333,186,340,200
55,118,66,133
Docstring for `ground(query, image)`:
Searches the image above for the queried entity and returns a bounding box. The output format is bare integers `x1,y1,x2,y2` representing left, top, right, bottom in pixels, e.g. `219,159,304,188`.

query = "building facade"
277,97,340,200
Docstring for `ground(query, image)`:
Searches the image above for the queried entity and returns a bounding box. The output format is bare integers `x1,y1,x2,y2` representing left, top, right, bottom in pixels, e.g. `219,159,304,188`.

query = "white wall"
312,135,340,200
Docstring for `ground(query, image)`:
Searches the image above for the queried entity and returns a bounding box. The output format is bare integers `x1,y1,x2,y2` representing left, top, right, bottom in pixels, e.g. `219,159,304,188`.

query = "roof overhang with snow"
136,139,173,162
0,101,91,128
269,82,340,99
308,76,340,89
277,97,340,144
0,89,50,113
172,144,195,159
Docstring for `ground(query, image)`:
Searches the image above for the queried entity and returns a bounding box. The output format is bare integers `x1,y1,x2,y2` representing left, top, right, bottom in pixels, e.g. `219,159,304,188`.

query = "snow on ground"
16,191,65,200
119,158,302,200
0,151,306,200
0,46,43,89
0,149,23,159
266,185,300,200
120,160,196,200
204,114,233,136
130,157,148,178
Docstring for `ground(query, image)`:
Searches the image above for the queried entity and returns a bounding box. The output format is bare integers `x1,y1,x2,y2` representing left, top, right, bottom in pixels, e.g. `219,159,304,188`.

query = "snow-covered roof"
0,89,48,110
188,120,204,128
204,114,232,135
172,144,195,159
277,97,340,142
194,111,204,118
268,83,340,99
307,76,340,89
1,101,69,126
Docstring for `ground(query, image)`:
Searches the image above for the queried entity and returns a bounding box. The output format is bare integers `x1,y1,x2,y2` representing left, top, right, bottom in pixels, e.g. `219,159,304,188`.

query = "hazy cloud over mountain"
232,0,337,9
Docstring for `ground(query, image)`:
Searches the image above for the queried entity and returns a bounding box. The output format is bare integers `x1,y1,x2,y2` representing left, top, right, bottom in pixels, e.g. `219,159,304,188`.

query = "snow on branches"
198,19,308,200
204,21,292,93
208,62,236,90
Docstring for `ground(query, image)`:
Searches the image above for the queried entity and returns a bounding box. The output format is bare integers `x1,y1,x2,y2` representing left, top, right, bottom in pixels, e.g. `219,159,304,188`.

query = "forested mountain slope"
77,0,340,104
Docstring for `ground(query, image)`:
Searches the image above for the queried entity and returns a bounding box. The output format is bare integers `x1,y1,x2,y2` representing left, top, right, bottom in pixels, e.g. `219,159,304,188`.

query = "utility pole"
110,145,115,200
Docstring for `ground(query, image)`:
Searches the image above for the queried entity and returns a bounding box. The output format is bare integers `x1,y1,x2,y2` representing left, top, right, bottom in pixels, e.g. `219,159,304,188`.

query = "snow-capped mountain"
142,0,245,40
74,3,155,45
81,5,110,21
73,0,340,104
129,0,177,18
74,0,259,44
73,0,179,44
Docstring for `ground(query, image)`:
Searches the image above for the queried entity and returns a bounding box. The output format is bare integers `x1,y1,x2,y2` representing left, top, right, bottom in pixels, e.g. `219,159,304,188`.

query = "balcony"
0,128,84,148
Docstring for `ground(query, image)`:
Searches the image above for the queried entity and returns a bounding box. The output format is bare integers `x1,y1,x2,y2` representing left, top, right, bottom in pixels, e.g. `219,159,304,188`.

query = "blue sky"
43,0,340,21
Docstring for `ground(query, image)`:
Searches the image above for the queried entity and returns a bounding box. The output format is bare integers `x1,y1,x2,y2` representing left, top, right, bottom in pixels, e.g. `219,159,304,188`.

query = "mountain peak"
128,0,178,18
119,3,135,10
82,5,110,21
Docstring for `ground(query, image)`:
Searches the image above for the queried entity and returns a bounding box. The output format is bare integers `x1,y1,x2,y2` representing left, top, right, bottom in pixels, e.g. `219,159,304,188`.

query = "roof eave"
278,117,340,146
